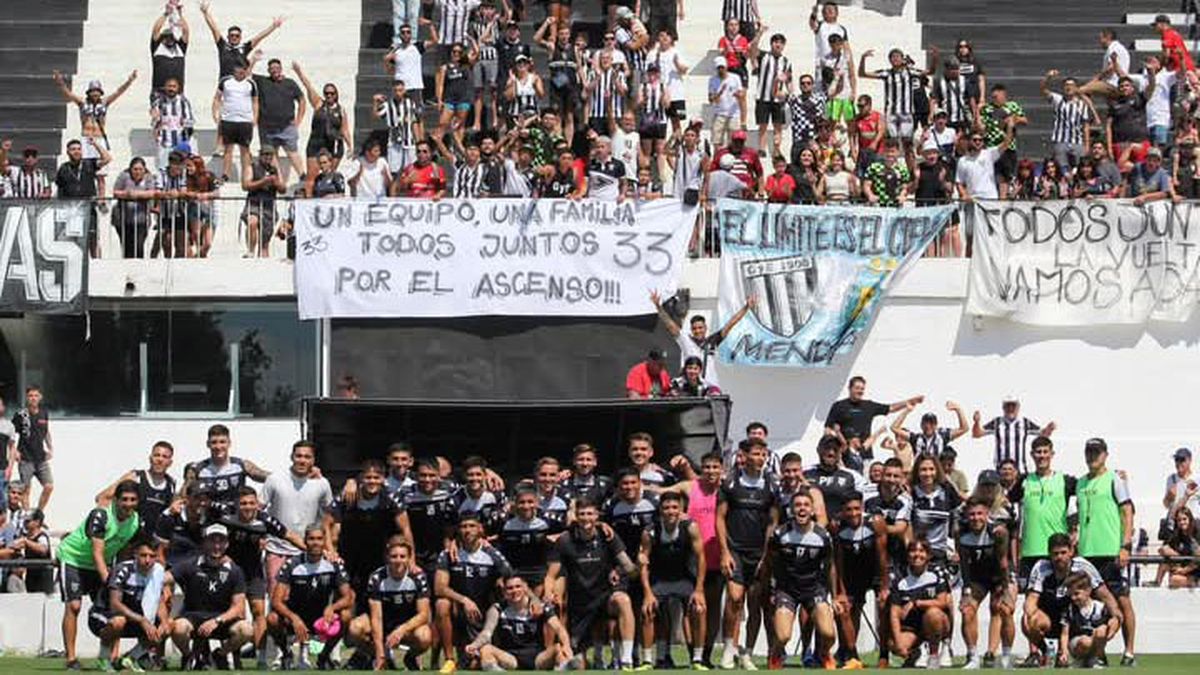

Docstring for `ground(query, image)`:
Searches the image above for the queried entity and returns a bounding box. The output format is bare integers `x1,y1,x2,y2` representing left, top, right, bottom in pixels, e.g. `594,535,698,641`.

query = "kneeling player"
267,527,354,670
888,539,952,667
543,498,639,669
466,575,574,670
346,538,434,670
766,490,838,670
639,491,707,669
1058,572,1121,668
957,498,1014,669
165,524,255,669
435,514,513,671
87,540,170,671
833,491,884,670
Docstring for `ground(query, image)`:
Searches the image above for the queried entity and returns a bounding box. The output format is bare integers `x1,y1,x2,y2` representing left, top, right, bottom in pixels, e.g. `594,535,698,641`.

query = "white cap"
204,523,229,538
1001,394,1019,403
718,153,735,170
616,6,634,19
713,56,728,69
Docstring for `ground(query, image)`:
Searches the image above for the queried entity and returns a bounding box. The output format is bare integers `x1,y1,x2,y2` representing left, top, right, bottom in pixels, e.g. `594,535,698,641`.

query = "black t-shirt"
12,408,49,463
216,37,254,79
150,36,188,91
603,494,659,556
498,515,554,583
0,421,14,471
55,160,99,199
246,162,281,208
94,559,154,617
154,509,207,569
172,556,247,616
718,470,779,554
219,509,288,576
397,483,460,569
824,398,890,441
549,526,626,602
803,465,861,522
133,469,177,535
276,555,350,622
435,543,512,607
1108,94,1149,143
253,75,303,130
328,492,402,581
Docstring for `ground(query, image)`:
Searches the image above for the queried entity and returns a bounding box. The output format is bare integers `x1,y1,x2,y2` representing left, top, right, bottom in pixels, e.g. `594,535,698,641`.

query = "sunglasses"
324,90,337,96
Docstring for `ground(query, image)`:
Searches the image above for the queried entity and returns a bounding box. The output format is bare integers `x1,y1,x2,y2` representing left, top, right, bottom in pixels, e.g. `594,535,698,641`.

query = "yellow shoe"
841,658,865,670
823,657,838,670
440,659,457,674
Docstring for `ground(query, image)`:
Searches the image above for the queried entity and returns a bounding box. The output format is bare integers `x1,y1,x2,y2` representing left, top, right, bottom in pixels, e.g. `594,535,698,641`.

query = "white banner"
293,199,693,319
968,200,1200,325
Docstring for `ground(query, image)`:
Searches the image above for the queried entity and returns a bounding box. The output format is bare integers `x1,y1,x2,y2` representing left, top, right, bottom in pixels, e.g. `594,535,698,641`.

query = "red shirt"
765,173,796,203
401,162,446,197
1162,28,1195,72
855,111,885,153
717,35,750,71
625,362,672,398
712,147,763,190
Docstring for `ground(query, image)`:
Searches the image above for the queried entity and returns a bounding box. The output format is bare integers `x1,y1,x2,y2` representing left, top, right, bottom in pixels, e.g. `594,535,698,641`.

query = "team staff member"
434,515,513,671
1007,436,1076,588
833,491,884,671
86,540,171,672
639,491,707,669
347,539,434,671
58,480,142,671
957,498,1014,670
465,575,575,671
267,527,354,671
824,376,924,452
165,524,254,670
1075,438,1137,666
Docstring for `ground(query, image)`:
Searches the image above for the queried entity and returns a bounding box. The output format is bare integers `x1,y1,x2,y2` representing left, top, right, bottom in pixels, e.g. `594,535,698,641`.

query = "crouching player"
1058,572,1121,668
957,498,1014,669
465,575,574,670
266,527,354,670
888,539,953,667
87,540,171,672
347,538,434,670
165,524,255,670
765,490,839,670
435,514,513,671
639,491,707,669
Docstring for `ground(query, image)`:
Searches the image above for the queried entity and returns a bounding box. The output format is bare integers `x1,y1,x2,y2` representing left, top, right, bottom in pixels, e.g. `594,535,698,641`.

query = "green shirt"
1015,471,1075,559
57,504,141,570
981,101,1024,151
1076,469,1129,558
865,160,912,206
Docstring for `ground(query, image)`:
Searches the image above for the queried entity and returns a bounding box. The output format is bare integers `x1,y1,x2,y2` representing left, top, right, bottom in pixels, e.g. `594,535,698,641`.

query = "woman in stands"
293,62,352,197
822,150,858,203
111,157,156,259
186,154,219,258
435,42,480,150
312,151,348,199
52,69,138,204
1037,159,1071,200
1073,159,1118,199
1156,507,1199,588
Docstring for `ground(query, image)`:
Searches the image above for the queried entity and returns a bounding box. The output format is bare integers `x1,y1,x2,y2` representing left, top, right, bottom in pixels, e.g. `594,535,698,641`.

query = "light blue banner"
715,200,955,367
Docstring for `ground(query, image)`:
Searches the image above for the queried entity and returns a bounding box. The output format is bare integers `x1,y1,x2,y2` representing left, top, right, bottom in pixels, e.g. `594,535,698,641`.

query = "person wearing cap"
496,20,532,108
242,145,287,256
0,143,52,199
267,527,354,670
52,68,137,205
1124,144,1177,205
504,53,544,128
1163,447,1200,521
891,400,968,460
1153,14,1195,73
626,349,673,399
85,539,171,672
164,522,254,669
971,396,1055,473
150,5,190,100
712,128,762,195
1075,438,1138,665
57,480,141,670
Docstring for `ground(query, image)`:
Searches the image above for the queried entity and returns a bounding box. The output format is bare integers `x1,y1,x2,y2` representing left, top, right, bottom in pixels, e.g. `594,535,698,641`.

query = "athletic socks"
723,638,736,656
692,647,704,663
620,641,635,665
656,641,670,662
641,648,655,664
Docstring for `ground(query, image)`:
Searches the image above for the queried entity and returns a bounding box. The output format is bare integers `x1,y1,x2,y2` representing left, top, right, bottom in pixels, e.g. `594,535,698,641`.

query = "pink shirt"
688,480,720,571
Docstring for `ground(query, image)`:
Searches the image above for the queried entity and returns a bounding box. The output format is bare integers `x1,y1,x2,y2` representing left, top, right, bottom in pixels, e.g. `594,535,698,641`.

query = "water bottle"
1046,638,1059,665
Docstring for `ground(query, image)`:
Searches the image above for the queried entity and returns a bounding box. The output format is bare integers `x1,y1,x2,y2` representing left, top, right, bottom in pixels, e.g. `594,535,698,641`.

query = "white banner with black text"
293,198,694,319
968,200,1200,325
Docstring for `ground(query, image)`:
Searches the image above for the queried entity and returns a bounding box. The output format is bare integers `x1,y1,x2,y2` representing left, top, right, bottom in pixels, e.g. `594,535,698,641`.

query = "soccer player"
453,456,508,535
543,498,639,669
1008,436,1075,590
716,437,779,670
435,514,513,672
1021,533,1122,668
765,490,838,670
1075,438,1137,666
219,485,304,668
267,527,354,670
626,432,679,489
639,491,707,669
560,443,613,505
94,441,178,538
804,435,864,526
888,539,952,668
833,491,885,670
58,480,142,670
499,486,555,595
347,538,434,670
1057,572,1121,668
165,524,254,670
534,457,571,533
397,458,459,576
155,482,213,568
184,424,270,511
325,460,405,607
604,469,659,665
957,498,1014,669
465,575,574,670
86,540,171,672
386,442,416,494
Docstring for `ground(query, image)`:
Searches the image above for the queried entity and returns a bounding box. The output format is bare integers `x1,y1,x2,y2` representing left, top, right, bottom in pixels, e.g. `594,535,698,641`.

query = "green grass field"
3,655,1200,674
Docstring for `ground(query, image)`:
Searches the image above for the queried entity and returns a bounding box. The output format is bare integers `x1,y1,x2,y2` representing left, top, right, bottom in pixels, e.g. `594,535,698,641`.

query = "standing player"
778,452,829,527
833,491,885,671
716,437,779,670
560,443,613,505
95,441,178,538
347,539,434,670
184,424,270,511
1008,436,1075,590
499,486,556,596
454,456,508,535
957,498,1014,669
534,457,571,533
805,436,863,525
465,575,574,670
164,524,255,670
1057,573,1121,668
626,432,682,490
397,458,459,577
1021,533,1122,667
325,460,405,610
86,540,171,672
58,480,142,671
639,491,707,669
155,482,213,569
604,469,659,665
386,443,417,494
434,514,513,672
267,527,354,670
1075,438,1137,666
765,490,838,670
543,498,639,669
887,539,953,667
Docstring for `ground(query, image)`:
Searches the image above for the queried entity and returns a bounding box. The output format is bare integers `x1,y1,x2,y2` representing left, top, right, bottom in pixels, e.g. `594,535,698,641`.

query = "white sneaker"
999,655,1014,670
927,654,941,670
963,656,981,670
940,644,954,668
915,645,930,669
720,649,737,670
738,653,758,671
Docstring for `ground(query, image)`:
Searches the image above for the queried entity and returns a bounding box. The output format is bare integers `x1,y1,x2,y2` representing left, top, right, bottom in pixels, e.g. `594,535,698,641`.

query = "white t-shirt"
1166,471,1200,515
356,157,392,199
391,41,425,90
1103,40,1130,88
955,146,1002,200
709,72,743,118
649,46,687,102
815,22,848,64
218,76,257,123
1135,70,1177,128
261,471,333,556
612,128,641,180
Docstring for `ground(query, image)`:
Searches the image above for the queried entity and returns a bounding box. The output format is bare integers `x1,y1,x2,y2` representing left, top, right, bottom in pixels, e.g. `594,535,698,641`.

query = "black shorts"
994,148,1018,181
900,607,927,633
640,122,668,140
550,86,580,116
755,101,785,126
568,592,616,650
451,606,484,644
844,581,877,606
651,579,695,602
1018,556,1039,591
219,121,254,147
60,564,103,603
773,587,829,614
667,100,687,121
246,573,268,600
728,549,762,586
963,577,1007,603
87,610,154,639
306,137,346,160
181,612,235,641
1087,557,1129,596
510,647,541,670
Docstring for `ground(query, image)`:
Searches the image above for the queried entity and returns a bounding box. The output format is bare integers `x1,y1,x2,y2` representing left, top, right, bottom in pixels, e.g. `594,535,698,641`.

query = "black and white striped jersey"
875,67,915,116
932,73,969,125
452,160,487,198
5,167,51,198
982,415,1043,472
1048,93,1091,146
436,0,480,49
755,52,791,103
154,94,194,149
380,96,420,147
